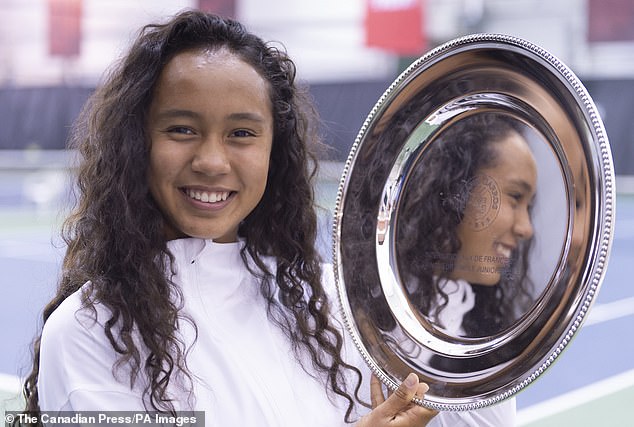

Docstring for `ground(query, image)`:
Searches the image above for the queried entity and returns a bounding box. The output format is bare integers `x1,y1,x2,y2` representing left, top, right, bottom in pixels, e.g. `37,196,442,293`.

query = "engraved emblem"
463,174,500,231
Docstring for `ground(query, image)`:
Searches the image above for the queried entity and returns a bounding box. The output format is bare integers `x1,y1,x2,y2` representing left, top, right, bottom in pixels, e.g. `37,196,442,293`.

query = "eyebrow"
154,109,200,120
155,109,267,123
226,112,268,123
509,178,535,195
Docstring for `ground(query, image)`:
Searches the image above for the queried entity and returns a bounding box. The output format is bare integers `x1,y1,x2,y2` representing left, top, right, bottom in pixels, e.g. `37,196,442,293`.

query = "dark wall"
583,79,634,176
1,79,632,174
310,79,393,160
312,78,634,172
0,86,93,150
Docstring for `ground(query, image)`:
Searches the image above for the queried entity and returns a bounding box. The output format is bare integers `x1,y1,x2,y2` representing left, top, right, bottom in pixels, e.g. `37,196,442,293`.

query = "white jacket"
38,237,515,426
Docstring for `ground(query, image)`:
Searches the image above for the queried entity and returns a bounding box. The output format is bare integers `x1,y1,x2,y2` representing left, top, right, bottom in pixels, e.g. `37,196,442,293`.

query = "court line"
0,238,65,262
0,373,20,394
517,368,634,425
614,218,634,239
584,296,634,326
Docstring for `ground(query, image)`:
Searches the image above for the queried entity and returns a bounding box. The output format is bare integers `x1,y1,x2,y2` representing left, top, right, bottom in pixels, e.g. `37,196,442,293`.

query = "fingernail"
404,373,418,387
420,382,429,394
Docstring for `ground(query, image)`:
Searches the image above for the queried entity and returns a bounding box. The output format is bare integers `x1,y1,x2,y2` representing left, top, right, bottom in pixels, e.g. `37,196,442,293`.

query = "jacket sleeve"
38,289,147,412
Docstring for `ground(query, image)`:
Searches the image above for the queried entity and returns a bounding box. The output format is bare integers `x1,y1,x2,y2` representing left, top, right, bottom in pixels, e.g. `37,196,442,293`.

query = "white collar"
432,278,476,336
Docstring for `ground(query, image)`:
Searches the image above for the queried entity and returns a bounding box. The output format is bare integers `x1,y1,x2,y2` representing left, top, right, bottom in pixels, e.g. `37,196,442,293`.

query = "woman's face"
452,130,537,285
146,47,274,242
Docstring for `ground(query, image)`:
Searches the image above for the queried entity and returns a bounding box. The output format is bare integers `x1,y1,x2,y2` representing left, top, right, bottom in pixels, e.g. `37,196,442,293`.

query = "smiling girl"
21,10,437,427
397,113,537,337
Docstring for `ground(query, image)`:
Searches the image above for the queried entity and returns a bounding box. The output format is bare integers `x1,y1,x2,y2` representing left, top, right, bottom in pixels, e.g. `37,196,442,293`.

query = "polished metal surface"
332,34,615,411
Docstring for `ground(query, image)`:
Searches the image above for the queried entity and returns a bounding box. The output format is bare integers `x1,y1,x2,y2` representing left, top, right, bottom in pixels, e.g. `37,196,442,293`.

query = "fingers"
414,380,430,400
374,373,421,417
406,381,438,426
360,373,438,427
398,372,421,399
370,374,386,408
370,373,424,409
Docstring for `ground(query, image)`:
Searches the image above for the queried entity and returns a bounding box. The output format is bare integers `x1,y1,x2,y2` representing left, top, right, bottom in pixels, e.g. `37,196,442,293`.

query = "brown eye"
231,129,255,138
167,126,195,135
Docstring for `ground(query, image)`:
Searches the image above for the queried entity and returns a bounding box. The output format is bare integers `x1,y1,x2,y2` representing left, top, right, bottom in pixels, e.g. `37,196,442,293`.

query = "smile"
185,189,231,203
494,243,513,260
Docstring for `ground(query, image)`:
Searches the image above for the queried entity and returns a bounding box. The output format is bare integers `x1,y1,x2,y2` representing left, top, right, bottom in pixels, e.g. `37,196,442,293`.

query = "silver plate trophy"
332,34,615,411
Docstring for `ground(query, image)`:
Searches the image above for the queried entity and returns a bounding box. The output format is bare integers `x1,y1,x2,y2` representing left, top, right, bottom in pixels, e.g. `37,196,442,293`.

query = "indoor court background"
2,1,634,426
1,159,633,426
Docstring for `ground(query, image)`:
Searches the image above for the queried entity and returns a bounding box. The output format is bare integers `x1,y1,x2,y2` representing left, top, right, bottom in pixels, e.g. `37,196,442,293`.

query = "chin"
471,270,501,286
477,277,501,286
452,269,501,286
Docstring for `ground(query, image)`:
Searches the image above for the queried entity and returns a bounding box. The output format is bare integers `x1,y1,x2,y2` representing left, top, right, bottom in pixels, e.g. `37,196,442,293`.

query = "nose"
191,136,231,176
513,207,534,240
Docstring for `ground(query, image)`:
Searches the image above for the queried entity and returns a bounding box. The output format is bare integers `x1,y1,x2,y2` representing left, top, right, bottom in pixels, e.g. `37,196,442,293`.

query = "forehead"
150,47,273,118
483,132,537,189
156,47,270,96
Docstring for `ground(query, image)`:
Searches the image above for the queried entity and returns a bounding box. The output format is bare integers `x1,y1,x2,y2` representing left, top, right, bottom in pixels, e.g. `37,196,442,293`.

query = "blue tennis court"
1,160,633,425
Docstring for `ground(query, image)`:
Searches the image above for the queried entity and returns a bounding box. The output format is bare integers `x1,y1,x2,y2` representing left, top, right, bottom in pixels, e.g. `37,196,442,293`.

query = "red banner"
48,0,82,57
365,0,425,55
197,0,236,17
588,0,634,42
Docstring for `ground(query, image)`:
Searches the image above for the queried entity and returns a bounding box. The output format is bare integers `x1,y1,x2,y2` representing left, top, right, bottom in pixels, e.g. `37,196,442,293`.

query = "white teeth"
496,244,512,258
186,189,229,203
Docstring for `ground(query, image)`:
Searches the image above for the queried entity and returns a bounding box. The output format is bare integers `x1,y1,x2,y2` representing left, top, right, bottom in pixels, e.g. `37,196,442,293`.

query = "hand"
356,373,438,427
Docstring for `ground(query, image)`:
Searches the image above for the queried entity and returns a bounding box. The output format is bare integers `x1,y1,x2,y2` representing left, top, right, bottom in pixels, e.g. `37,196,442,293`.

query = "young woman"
397,113,537,337
22,10,436,427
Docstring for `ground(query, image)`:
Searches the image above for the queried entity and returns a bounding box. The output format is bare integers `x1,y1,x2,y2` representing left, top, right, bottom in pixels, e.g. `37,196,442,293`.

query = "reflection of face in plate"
463,174,500,231
452,131,537,286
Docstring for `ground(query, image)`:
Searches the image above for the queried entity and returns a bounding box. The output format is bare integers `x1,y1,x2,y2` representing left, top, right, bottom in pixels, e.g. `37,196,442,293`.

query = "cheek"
147,152,165,192
456,220,501,256
248,148,272,190
148,144,182,183
149,142,169,172
253,159,271,201
491,204,516,235
455,220,477,250
147,147,181,205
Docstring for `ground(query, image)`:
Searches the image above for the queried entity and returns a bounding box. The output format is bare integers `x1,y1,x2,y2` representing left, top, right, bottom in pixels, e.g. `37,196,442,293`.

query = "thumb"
379,373,426,414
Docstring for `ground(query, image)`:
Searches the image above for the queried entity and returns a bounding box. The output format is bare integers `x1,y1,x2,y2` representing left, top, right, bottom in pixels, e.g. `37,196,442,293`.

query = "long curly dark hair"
396,113,535,337
22,10,364,422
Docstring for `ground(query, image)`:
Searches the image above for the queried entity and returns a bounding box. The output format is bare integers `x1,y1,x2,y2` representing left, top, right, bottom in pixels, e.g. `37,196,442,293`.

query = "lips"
183,188,232,203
